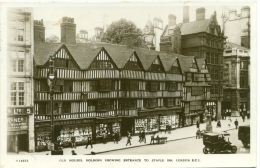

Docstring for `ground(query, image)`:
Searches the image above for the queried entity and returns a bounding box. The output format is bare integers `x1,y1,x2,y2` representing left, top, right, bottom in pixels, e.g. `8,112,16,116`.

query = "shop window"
159,115,179,130
135,117,158,134
191,87,203,96
36,127,51,150
166,82,178,91
9,82,24,106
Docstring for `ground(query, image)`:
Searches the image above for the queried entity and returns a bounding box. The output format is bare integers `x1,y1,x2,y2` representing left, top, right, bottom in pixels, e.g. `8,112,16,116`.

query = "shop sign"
7,116,28,130
7,130,28,135
7,107,33,115
36,119,93,127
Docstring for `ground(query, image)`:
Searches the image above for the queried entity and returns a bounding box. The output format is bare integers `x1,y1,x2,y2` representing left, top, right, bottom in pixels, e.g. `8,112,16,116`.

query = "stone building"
222,6,250,49
160,7,226,120
222,42,250,117
143,17,163,51
7,8,35,153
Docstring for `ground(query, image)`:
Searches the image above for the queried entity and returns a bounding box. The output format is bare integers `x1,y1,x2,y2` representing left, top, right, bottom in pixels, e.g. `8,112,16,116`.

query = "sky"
32,2,250,39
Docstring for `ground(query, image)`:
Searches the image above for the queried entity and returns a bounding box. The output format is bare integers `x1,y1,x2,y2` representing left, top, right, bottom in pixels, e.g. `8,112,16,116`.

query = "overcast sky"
32,2,249,39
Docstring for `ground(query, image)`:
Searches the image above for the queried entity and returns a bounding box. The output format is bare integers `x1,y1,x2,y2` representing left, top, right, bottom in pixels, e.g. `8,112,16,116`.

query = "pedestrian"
242,114,245,122
141,129,146,143
234,119,239,129
150,133,155,144
196,128,201,139
216,120,221,128
102,131,107,144
114,131,119,144
85,136,93,149
126,133,132,146
138,131,143,143
196,121,200,129
71,134,76,148
71,150,77,155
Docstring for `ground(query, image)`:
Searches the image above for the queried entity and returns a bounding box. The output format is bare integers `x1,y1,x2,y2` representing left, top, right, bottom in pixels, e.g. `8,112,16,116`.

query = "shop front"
95,117,122,143
35,119,93,151
137,108,182,135
184,111,204,126
7,107,33,153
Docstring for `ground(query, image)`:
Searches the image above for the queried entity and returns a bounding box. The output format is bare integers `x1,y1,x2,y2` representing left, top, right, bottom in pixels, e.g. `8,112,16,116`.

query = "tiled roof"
225,42,249,50
159,53,178,71
196,58,205,71
34,42,63,65
135,48,160,70
175,55,195,73
180,19,210,35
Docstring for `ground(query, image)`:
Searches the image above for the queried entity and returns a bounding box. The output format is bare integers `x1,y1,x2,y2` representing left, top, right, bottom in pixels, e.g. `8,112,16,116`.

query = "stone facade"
7,8,35,153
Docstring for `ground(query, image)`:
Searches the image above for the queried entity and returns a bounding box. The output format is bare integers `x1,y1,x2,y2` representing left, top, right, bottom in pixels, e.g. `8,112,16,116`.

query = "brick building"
33,17,211,151
222,42,250,117
160,7,226,120
7,8,35,153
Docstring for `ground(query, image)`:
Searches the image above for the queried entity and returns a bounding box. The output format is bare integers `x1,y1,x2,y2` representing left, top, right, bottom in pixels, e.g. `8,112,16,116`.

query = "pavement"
9,116,250,155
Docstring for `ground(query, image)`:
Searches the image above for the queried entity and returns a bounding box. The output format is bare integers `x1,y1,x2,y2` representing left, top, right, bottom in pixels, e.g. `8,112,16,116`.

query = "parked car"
203,132,237,154
238,125,250,147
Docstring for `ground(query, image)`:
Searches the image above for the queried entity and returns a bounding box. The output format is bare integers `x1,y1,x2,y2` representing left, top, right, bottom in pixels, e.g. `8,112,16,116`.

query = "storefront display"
135,116,158,133
159,115,180,130
96,122,121,142
185,116,192,126
57,124,92,146
36,127,51,150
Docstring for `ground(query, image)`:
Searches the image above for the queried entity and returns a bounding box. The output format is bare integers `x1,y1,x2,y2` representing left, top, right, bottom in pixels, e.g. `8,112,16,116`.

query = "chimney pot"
34,19,45,42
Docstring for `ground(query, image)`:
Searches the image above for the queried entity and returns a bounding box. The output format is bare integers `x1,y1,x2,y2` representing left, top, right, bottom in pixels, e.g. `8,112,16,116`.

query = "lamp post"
47,54,56,152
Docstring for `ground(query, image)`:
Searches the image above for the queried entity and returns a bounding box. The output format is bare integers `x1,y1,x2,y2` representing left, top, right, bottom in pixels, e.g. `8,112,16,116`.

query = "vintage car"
238,125,250,147
203,132,237,154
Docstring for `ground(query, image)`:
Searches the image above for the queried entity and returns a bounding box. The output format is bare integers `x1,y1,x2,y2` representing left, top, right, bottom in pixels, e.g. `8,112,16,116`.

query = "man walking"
150,133,155,144
126,133,132,146
234,119,239,129
114,131,119,144
71,134,76,148
141,130,146,143
102,131,107,144
85,136,93,149
196,121,200,129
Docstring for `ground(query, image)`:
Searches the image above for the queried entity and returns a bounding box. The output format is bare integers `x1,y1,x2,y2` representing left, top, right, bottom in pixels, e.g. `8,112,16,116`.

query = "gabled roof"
159,53,178,72
135,48,160,70
225,42,249,50
175,55,195,73
180,19,210,35
196,58,206,71
34,42,63,65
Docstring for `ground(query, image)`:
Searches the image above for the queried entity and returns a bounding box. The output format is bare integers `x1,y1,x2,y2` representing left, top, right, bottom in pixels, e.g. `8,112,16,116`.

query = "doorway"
18,134,28,152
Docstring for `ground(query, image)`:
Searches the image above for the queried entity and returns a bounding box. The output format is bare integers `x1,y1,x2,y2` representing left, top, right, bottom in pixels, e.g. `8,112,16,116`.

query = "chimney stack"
121,30,138,49
196,7,206,21
34,19,45,42
168,14,176,26
183,6,189,23
60,17,76,45
241,6,250,18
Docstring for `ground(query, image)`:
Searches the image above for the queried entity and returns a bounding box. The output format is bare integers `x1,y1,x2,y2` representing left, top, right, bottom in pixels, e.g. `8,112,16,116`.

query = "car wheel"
242,142,248,147
203,147,208,154
214,149,219,154
231,146,237,153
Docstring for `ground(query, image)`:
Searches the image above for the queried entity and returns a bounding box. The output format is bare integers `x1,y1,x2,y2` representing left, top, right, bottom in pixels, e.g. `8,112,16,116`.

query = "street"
99,129,250,155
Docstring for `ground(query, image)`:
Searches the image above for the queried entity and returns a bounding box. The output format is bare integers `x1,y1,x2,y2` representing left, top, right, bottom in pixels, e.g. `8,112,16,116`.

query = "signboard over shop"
7,116,28,130
7,107,33,115
35,119,94,127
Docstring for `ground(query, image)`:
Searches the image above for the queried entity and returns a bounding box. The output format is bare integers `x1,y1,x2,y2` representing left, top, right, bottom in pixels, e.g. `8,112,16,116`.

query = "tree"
45,35,60,43
105,18,142,44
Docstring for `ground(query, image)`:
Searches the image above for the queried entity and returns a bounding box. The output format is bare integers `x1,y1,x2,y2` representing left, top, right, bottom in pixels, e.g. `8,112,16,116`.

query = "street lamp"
47,54,57,153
